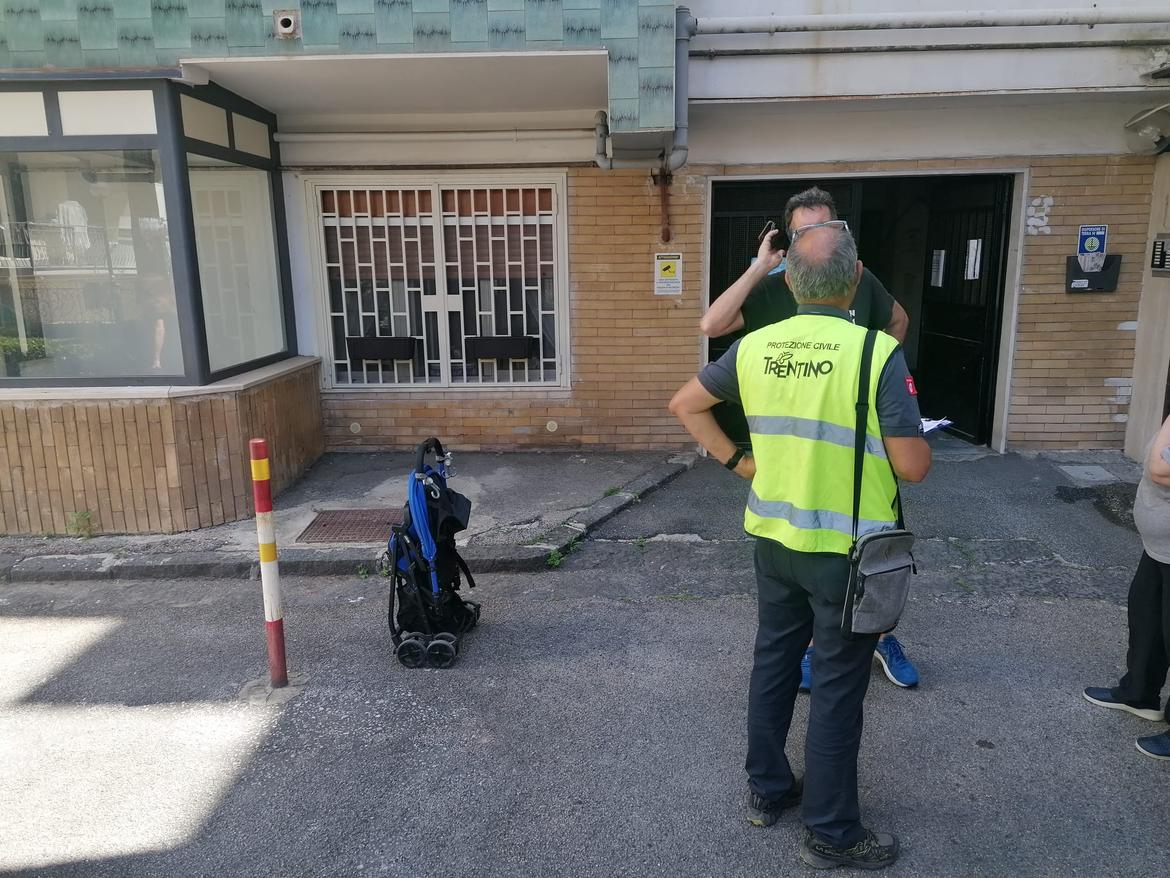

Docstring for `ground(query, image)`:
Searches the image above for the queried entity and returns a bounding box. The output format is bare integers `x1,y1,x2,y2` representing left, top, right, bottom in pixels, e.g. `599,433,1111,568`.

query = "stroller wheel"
433,631,460,654
396,637,427,669
426,638,458,669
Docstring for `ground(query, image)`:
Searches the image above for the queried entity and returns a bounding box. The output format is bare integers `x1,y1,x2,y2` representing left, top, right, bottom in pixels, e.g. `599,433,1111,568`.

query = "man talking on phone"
699,187,919,693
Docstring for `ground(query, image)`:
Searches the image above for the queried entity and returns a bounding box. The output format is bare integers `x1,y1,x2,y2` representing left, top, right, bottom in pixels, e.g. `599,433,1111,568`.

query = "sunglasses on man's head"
789,219,850,241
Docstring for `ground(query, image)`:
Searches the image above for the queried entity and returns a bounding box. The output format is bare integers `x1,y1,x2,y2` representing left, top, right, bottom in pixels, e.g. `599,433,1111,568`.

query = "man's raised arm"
699,228,784,338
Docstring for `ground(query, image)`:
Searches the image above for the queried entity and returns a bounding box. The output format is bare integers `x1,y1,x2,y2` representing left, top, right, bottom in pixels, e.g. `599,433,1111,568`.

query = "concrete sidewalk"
0,450,695,582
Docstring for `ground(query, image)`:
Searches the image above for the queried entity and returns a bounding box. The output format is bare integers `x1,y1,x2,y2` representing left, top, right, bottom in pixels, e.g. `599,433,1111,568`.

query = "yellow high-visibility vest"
736,313,900,554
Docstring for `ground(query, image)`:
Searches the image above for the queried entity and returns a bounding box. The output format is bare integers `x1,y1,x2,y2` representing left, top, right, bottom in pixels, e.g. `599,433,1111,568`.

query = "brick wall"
0,360,324,536
1009,155,1153,448
324,154,1155,453
323,167,708,451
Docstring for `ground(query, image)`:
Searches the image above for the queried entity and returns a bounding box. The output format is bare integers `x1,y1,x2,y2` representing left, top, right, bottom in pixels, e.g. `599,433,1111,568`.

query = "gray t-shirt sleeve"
697,339,742,405
876,348,923,437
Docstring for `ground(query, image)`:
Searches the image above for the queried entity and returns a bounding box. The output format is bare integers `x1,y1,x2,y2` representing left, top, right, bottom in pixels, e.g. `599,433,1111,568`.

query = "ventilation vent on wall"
273,10,302,40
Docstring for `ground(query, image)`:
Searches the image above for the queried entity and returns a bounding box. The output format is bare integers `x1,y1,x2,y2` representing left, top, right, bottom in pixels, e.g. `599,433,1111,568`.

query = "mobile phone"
758,220,783,250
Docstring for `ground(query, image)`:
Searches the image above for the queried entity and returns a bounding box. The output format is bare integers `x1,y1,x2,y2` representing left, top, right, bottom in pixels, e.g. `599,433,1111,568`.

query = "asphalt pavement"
1,453,1166,877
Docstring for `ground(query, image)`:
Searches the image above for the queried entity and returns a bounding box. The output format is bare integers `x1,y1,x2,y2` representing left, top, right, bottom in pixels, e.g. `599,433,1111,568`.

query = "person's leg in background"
1084,552,1167,724
796,549,900,870
1131,555,1170,760
745,537,815,825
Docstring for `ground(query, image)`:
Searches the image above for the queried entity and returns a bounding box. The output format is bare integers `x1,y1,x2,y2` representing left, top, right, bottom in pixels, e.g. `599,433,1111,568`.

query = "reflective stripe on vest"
736,313,901,554
747,489,893,539
745,414,887,459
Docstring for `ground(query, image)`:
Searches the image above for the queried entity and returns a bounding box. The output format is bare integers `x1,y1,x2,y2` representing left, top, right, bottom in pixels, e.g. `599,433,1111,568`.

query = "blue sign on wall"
1078,225,1108,256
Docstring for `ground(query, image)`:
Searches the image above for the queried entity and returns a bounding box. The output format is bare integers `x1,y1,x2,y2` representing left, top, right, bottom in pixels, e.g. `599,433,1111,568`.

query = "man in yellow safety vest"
670,221,931,871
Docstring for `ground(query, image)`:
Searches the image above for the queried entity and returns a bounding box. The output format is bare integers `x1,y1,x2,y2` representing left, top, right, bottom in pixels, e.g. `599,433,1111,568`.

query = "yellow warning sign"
655,252,683,295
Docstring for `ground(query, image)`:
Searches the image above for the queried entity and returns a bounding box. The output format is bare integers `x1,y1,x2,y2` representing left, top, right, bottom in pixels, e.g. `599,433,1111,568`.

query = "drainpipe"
695,7,1170,35
595,6,698,172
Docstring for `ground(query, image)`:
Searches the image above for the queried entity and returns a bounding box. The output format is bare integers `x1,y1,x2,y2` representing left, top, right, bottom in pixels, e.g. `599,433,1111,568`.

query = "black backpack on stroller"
381,438,480,668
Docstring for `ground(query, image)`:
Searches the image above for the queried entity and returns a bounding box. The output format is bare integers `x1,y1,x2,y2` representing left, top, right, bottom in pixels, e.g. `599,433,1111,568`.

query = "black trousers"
1115,551,1170,722
745,537,879,848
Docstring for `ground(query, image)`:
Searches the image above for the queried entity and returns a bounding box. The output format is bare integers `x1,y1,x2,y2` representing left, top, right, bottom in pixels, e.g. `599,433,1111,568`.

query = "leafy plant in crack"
66,510,94,539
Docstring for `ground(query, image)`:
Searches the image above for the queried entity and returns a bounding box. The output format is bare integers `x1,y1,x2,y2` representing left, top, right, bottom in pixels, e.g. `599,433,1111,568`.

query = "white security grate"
319,184,559,388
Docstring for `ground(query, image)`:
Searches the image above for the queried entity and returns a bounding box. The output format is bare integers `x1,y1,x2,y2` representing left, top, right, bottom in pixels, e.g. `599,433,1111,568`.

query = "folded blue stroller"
382,438,480,669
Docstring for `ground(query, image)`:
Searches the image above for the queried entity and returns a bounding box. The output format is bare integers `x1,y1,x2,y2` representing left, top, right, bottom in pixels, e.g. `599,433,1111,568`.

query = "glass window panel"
375,289,390,332
525,287,539,334
448,312,462,359
425,312,438,361
331,317,346,360
409,291,422,337
539,224,553,259
541,314,555,359
462,288,476,333
0,149,184,379
189,154,284,373
493,288,507,330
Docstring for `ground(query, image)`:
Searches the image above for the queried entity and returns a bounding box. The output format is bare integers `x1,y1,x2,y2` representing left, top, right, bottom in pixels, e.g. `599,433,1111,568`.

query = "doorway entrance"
708,174,1014,446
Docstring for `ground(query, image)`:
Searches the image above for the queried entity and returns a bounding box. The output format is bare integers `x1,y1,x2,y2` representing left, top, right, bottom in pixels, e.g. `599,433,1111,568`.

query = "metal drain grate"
297,508,402,544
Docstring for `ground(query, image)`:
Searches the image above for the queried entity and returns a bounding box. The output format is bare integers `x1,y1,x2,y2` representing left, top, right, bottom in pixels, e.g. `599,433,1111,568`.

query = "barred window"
317,182,562,388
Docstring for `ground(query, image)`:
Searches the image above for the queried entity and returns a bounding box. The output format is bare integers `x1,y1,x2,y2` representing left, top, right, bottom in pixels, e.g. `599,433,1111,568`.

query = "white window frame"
303,171,571,392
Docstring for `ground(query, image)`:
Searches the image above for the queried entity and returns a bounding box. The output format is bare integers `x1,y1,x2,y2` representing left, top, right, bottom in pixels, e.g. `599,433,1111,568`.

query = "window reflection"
0,150,182,379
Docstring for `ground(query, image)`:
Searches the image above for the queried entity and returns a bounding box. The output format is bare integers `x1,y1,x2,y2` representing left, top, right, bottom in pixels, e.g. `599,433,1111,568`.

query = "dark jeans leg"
745,538,815,801
799,551,880,848
1116,552,1170,718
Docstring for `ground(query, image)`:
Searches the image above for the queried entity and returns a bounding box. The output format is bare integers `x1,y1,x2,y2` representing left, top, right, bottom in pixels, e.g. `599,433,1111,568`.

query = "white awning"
181,51,609,166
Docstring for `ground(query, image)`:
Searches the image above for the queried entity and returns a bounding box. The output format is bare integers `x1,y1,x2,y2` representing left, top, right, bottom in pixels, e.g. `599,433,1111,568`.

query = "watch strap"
725,448,745,471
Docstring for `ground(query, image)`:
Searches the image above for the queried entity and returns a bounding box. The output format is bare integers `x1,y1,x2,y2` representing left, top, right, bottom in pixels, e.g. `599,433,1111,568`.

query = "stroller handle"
414,437,447,473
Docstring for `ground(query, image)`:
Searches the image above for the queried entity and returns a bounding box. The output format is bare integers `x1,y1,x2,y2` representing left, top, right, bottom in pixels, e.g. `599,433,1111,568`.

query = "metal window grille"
319,184,559,388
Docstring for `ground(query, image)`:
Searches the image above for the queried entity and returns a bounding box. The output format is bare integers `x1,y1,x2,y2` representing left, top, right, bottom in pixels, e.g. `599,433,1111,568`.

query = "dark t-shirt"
741,267,894,334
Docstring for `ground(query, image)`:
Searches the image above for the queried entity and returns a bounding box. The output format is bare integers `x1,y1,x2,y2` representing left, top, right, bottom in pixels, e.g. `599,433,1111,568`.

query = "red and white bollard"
250,438,288,689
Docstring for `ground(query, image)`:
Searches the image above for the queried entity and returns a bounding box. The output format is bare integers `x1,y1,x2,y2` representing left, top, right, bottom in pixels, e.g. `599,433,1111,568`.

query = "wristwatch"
725,448,746,471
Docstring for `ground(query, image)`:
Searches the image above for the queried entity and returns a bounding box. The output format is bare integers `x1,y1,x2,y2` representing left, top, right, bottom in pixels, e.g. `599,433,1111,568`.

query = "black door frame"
705,170,1024,450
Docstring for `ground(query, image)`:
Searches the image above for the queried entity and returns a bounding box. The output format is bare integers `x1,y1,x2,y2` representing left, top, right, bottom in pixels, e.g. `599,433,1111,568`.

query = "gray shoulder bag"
841,330,917,639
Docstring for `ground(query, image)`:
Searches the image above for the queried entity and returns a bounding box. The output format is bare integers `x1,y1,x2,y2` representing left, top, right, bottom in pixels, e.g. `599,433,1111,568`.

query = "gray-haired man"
672,222,930,870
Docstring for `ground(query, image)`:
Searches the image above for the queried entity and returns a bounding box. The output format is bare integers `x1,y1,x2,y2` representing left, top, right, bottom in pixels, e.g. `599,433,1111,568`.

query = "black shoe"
799,827,900,870
746,777,803,827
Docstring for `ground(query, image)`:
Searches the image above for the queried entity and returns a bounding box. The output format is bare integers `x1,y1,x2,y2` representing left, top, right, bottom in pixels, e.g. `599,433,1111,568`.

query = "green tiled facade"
0,0,676,131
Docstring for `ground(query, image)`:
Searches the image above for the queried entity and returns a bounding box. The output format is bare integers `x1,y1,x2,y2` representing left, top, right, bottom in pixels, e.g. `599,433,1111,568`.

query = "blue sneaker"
799,646,813,692
1083,687,1163,721
874,635,919,688
1136,731,1170,761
